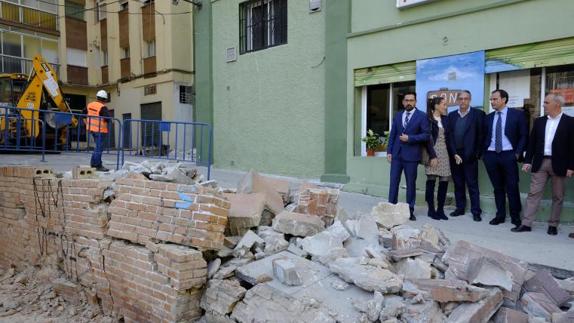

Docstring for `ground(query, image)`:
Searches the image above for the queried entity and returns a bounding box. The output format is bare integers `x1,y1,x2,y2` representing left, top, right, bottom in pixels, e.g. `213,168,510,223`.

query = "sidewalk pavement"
1,152,573,271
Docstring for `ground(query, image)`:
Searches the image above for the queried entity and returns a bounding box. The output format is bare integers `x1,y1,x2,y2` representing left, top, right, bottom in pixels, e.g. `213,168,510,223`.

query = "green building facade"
195,0,574,221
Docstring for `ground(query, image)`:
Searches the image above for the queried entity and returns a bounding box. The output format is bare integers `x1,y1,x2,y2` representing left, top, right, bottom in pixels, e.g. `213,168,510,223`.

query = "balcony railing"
0,54,60,77
0,1,58,33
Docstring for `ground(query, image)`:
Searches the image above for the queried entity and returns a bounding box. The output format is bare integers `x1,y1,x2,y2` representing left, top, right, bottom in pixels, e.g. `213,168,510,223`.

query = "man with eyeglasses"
387,92,431,220
483,89,528,227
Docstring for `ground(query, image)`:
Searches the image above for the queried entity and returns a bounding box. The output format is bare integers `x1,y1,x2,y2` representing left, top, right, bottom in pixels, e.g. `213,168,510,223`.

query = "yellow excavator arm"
16,55,78,137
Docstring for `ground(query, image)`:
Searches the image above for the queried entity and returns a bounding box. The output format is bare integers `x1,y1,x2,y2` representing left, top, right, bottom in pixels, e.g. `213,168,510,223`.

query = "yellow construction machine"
0,55,77,146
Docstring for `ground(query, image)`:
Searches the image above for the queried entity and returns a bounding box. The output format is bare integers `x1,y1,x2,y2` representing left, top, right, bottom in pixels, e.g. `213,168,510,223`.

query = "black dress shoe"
511,225,532,232
95,166,109,172
473,214,482,222
409,214,416,221
489,217,505,225
450,209,465,217
511,219,521,227
547,226,558,235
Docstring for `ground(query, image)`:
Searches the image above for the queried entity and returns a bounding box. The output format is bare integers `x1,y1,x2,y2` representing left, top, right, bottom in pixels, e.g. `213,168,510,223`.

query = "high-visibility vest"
86,101,108,133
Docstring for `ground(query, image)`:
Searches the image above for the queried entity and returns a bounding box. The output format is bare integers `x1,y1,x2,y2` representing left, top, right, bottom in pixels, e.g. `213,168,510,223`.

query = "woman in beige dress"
425,97,453,220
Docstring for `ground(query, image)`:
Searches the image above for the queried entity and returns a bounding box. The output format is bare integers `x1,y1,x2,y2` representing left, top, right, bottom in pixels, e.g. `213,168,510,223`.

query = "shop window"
546,64,574,116
239,0,287,54
489,69,542,130
357,80,415,156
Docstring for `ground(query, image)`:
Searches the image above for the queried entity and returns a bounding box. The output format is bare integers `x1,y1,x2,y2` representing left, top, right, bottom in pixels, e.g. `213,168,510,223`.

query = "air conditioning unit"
309,0,321,12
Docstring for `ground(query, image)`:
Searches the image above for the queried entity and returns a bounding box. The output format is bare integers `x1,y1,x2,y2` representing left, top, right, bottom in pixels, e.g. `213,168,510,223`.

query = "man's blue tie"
495,111,502,153
404,112,411,128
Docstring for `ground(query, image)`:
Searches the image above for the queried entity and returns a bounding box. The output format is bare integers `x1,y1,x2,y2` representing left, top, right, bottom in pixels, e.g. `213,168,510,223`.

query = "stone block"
257,226,289,255
524,270,570,306
200,279,246,316
402,301,446,323
272,258,303,286
230,284,335,323
552,311,574,323
329,257,403,293
467,257,514,292
396,258,432,280
519,292,562,321
446,288,503,323
272,211,324,237
443,240,528,307
226,193,266,235
492,307,528,323
371,202,410,229
413,279,490,303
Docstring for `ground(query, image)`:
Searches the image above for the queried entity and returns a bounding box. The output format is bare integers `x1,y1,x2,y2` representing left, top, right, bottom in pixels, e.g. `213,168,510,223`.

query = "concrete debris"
272,258,303,286
380,295,406,321
446,288,503,323
329,257,403,293
226,193,266,235
552,311,574,323
492,307,529,323
402,300,446,323
208,258,222,279
366,291,385,322
519,292,562,321
371,202,410,229
257,226,289,255
230,284,335,323
272,211,325,237
233,230,265,258
412,279,490,303
1,165,572,323
200,279,247,316
300,231,345,259
395,258,432,280
467,257,514,291
524,270,570,306
556,277,574,294
443,240,528,306
237,170,285,215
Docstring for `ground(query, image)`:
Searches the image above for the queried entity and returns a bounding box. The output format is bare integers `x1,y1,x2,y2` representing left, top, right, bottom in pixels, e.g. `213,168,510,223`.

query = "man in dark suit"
387,92,431,221
483,89,528,226
447,90,485,222
512,94,574,234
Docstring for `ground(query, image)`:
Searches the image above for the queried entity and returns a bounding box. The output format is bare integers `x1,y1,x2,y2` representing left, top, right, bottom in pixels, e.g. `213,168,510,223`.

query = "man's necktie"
495,111,502,153
404,112,411,128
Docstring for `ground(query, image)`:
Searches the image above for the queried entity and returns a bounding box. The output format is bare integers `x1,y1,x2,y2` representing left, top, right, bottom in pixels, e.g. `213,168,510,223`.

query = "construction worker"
83,90,110,172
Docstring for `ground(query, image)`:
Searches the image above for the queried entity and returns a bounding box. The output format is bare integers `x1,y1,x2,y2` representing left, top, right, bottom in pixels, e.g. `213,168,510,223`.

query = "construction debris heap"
0,164,573,322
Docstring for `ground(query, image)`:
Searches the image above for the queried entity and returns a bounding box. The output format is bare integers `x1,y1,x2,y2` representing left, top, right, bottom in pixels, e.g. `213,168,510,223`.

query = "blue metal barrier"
1,106,123,170
46,110,123,170
1,105,47,162
121,119,213,179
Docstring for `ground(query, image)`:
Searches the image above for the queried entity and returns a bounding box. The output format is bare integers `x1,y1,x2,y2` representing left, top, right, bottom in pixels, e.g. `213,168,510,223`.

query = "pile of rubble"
197,171,574,323
1,163,574,323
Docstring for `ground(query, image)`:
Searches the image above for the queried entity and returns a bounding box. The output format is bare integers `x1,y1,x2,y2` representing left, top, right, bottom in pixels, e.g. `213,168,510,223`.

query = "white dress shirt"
544,112,563,156
402,109,414,127
488,107,514,151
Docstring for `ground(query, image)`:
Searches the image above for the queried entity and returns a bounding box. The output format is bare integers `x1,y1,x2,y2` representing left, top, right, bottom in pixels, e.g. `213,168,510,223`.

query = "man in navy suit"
483,89,528,226
387,92,431,220
447,90,485,222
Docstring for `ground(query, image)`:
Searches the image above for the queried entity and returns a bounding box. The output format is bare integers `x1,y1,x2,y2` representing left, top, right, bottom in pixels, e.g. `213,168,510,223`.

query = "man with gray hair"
512,93,574,235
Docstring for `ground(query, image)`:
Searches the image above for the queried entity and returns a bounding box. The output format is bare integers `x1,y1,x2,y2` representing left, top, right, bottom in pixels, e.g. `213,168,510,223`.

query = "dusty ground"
0,265,113,323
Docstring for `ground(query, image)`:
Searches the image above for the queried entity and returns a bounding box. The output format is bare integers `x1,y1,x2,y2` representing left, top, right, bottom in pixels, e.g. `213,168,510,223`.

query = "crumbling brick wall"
0,166,227,323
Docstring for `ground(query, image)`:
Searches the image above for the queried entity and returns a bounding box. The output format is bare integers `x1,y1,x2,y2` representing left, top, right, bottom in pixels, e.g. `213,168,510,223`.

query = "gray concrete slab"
1,153,573,271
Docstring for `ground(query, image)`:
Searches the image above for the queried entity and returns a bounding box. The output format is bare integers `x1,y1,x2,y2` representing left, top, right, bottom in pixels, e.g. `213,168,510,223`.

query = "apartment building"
1,0,196,148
